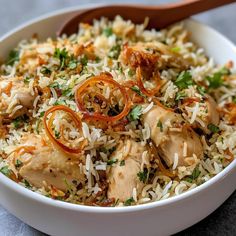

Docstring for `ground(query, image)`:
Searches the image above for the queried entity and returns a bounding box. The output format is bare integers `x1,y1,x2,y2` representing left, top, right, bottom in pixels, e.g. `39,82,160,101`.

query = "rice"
0,15,235,207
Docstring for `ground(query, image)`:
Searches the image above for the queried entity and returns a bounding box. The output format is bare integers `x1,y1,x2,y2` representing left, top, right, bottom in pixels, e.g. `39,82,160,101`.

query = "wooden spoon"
58,0,236,36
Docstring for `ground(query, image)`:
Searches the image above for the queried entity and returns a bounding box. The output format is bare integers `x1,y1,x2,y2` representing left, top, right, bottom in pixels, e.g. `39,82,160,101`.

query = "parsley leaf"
107,159,118,166
206,67,230,89
207,123,220,133
175,91,186,101
55,130,61,139
157,120,163,132
137,168,148,183
23,76,30,84
184,166,201,183
0,166,12,176
128,105,142,121
54,48,69,70
124,197,135,206
40,66,51,75
108,45,121,59
80,55,88,66
171,47,181,53
120,160,125,166
15,159,23,168
174,71,194,89
131,86,145,97
103,27,113,37
7,49,19,66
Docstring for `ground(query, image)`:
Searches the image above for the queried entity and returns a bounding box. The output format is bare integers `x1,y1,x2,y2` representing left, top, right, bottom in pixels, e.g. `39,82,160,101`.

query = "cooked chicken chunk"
121,42,191,71
107,139,148,201
0,77,36,119
15,134,85,191
202,95,220,133
143,105,203,167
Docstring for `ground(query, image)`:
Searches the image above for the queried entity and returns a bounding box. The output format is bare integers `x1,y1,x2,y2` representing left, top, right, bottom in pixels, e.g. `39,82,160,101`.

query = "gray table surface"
0,0,236,235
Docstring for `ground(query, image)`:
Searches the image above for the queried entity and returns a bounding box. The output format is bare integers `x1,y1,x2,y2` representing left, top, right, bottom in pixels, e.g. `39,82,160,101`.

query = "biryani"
0,16,235,207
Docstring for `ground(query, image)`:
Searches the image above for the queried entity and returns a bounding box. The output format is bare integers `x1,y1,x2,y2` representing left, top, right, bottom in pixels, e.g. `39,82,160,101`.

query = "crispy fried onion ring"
43,105,86,154
75,73,131,122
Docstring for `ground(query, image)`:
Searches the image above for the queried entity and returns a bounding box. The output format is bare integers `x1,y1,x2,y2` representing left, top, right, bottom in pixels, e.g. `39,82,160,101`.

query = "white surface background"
0,1,236,235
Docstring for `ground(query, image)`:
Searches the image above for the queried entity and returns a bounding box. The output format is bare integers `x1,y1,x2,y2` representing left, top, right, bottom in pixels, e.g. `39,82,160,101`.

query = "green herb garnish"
184,166,201,183
127,105,142,121
15,159,23,168
206,67,230,89
128,69,135,77
174,71,194,89
103,27,113,37
207,123,220,133
107,159,118,166
171,47,181,53
175,91,186,101
55,130,61,139
120,160,125,166
0,166,12,177
23,76,30,84
40,66,51,75
137,168,148,183
124,197,135,206
7,49,19,66
157,120,163,132
108,45,121,59
131,86,145,97
54,48,69,70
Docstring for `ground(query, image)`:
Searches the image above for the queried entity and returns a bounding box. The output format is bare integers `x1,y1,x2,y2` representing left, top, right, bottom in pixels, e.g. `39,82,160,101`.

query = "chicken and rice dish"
0,16,235,207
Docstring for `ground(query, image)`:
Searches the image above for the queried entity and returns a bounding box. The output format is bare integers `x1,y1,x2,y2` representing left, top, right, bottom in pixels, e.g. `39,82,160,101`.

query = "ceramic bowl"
0,4,236,236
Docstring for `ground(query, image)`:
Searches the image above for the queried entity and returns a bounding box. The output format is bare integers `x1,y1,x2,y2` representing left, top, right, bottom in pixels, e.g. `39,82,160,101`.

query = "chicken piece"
14,134,85,191
107,139,148,202
0,77,36,120
182,95,220,134
202,95,220,133
143,105,203,167
121,42,191,71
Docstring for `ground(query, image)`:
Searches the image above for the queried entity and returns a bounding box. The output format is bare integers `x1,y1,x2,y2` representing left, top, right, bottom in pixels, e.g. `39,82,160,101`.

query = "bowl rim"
0,3,236,214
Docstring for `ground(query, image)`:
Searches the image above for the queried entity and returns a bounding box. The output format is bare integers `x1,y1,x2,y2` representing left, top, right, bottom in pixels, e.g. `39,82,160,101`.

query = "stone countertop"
0,0,236,235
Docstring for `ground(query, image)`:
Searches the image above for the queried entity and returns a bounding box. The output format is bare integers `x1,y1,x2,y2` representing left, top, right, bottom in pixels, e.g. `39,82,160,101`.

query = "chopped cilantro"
128,69,135,77
184,166,201,183
39,111,45,117
157,120,163,132
175,91,186,101
80,55,88,66
128,105,142,121
95,56,101,63
171,47,181,53
23,179,32,188
68,59,77,70
137,168,148,183
206,67,230,89
15,159,23,168
233,97,236,104
7,49,19,66
197,85,206,95
131,86,145,97
40,66,51,75
54,48,69,70
174,71,194,89
103,27,113,37
12,115,29,129
124,197,134,206
207,123,220,133
55,130,61,139
108,45,121,59
23,76,30,84
107,159,118,166
0,166,12,177
120,160,125,166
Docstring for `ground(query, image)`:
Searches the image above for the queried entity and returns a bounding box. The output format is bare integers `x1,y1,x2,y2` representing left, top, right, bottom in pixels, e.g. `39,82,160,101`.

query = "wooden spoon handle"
156,0,236,27
58,0,236,36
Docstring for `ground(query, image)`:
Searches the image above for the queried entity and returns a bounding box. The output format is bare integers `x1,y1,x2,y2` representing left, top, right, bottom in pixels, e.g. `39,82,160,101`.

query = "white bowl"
0,5,236,236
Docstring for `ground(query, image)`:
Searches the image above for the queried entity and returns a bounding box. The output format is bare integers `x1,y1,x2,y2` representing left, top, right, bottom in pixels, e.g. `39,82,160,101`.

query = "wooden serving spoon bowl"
58,0,236,36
